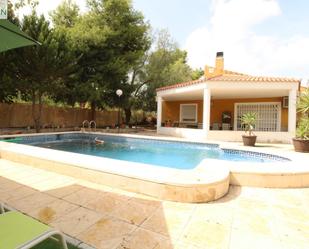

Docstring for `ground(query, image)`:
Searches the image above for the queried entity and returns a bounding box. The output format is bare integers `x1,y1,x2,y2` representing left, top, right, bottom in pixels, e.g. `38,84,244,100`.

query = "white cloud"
185,0,309,84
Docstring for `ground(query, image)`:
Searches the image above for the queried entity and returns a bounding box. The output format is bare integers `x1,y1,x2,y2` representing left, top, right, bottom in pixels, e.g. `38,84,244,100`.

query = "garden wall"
0,103,120,128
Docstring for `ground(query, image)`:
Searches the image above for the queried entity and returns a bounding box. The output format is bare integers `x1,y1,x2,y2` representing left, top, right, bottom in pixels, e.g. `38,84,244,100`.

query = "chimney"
204,51,224,78
215,51,224,75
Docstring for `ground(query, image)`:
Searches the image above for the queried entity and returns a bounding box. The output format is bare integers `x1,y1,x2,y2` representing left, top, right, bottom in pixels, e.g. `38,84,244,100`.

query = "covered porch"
156,81,298,143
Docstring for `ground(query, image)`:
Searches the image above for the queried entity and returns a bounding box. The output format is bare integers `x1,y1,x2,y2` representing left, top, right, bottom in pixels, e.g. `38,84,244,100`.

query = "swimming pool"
1,132,308,202
6,133,289,169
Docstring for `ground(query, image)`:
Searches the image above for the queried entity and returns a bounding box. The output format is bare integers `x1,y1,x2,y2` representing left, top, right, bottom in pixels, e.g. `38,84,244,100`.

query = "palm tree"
241,112,257,136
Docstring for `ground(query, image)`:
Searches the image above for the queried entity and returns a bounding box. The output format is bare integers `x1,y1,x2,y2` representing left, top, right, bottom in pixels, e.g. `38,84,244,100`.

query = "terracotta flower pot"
292,138,309,153
242,135,257,146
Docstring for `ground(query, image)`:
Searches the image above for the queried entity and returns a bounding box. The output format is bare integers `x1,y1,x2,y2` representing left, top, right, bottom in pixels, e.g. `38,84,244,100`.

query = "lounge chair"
0,210,68,249
0,203,4,213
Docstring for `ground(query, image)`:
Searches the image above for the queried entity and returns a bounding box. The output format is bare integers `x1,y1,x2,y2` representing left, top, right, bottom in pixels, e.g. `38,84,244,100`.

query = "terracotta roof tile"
156,70,300,92
207,74,300,82
156,78,205,92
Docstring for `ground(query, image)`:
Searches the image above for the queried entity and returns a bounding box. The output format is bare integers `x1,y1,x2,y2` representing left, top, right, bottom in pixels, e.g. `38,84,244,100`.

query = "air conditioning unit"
283,96,289,108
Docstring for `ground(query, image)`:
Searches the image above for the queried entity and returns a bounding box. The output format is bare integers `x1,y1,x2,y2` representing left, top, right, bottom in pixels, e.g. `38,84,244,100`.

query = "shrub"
241,112,257,136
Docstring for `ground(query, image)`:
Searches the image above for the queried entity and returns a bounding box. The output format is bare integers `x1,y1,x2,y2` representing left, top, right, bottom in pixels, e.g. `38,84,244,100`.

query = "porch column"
203,88,211,132
288,89,297,133
157,96,162,128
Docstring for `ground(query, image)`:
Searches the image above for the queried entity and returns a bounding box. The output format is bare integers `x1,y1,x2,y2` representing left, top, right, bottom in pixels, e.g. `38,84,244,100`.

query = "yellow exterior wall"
211,97,288,131
162,100,203,124
162,97,288,130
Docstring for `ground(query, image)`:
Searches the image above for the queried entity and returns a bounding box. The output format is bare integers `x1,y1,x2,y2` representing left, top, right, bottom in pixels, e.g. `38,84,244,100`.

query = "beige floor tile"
162,201,196,212
272,205,309,225
111,198,160,225
0,177,24,191
51,207,104,236
273,218,309,245
12,173,52,186
107,187,138,198
229,229,282,249
1,158,309,249
2,185,38,202
192,203,234,225
277,239,309,249
181,219,230,249
7,192,58,213
232,208,275,237
130,195,162,207
161,241,203,249
78,216,137,249
29,177,77,192
45,184,83,198
131,192,161,202
141,203,194,240
83,192,131,214
117,227,169,249
77,180,114,192
0,189,11,202
63,187,107,206
28,199,79,224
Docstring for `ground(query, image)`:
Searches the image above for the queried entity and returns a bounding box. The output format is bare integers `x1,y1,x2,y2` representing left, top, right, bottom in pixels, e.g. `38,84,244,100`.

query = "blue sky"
133,0,309,83
133,0,213,46
13,0,309,83
134,0,309,47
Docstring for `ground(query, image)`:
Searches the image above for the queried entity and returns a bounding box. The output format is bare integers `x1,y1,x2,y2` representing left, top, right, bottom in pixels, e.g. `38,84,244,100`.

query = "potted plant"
241,112,257,146
293,89,309,152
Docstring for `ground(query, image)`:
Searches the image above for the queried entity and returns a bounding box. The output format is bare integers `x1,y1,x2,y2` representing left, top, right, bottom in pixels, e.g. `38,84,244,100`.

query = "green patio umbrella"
0,19,40,53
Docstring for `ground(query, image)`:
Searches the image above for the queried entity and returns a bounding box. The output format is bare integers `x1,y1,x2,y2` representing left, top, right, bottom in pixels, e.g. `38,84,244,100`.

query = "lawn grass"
32,238,81,249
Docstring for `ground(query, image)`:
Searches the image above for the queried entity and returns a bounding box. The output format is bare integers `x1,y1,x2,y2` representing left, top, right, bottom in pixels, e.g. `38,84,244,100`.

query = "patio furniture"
222,123,231,130
179,122,199,128
212,123,220,130
0,203,4,213
0,210,68,249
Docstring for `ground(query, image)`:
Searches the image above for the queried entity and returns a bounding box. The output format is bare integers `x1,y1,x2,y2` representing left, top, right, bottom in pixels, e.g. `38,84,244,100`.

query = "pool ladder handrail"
82,120,89,133
89,120,96,132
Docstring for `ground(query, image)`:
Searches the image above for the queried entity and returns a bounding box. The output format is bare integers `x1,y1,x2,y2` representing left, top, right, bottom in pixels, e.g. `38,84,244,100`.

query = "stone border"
0,132,309,203
0,135,230,203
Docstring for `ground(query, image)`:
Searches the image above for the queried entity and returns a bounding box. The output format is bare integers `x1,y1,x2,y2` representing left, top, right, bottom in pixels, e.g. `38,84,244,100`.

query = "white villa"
156,52,301,143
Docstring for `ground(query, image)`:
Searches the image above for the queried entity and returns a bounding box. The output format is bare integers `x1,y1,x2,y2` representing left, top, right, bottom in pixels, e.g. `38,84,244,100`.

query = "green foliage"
241,112,257,136
53,0,150,120
7,8,77,132
1,0,198,127
50,0,80,28
0,1,21,103
136,29,194,111
191,68,204,80
296,117,309,140
296,89,309,139
297,88,309,114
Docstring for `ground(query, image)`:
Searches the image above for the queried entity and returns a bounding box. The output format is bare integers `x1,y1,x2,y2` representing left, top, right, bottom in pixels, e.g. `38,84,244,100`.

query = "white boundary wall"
158,127,207,140
158,127,293,143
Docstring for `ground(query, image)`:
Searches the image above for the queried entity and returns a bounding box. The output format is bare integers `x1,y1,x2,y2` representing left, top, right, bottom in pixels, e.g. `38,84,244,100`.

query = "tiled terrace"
0,159,308,249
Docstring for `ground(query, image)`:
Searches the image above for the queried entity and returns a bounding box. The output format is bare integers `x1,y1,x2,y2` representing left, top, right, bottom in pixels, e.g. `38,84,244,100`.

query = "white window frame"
180,103,198,123
234,102,281,132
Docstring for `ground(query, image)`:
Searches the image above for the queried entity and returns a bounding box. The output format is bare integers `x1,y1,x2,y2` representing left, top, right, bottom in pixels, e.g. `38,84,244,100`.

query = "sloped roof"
156,69,300,92
207,74,300,82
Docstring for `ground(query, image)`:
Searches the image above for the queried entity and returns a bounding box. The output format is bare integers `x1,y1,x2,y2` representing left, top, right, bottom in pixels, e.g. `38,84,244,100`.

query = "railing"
81,120,97,132
89,120,96,132
81,120,89,132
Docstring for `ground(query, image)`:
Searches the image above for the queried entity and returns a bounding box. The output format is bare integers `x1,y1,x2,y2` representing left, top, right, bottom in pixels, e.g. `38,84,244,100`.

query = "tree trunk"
91,101,96,121
124,107,131,124
31,90,42,133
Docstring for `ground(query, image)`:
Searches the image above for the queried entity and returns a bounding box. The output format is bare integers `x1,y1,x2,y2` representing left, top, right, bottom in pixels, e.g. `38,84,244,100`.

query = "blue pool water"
7,133,289,169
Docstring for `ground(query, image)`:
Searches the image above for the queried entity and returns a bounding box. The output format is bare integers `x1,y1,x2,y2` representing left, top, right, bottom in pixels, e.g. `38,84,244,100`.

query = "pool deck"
0,158,309,249
0,131,308,204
